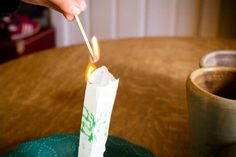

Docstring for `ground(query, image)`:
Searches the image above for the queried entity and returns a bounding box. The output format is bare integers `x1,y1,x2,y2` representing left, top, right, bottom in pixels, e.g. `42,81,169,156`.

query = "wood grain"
1,37,236,157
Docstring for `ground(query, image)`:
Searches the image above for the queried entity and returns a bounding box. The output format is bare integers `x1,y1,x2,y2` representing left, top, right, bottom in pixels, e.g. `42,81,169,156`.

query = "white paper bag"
78,66,119,157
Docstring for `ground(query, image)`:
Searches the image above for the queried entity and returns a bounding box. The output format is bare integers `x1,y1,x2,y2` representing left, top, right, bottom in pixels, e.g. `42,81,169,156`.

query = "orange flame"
85,62,96,81
85,36,100,81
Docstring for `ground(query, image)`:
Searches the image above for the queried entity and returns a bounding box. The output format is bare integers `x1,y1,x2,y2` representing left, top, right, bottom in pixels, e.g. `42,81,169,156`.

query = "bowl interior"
192,68,236,100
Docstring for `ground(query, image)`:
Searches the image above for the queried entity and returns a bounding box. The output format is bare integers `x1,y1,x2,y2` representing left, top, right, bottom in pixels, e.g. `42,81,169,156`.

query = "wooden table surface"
1,37,236,157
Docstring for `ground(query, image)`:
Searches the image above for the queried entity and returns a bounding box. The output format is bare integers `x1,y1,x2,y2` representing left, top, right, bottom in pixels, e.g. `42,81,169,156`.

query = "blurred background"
0,0,236,62
52,0,235,46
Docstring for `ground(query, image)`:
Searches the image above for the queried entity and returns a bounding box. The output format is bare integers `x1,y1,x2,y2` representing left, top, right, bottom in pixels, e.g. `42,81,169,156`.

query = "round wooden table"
1,37,236,157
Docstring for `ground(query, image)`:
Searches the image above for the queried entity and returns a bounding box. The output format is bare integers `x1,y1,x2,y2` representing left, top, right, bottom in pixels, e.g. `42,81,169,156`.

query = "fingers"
52,0,87,21
23,0,87,21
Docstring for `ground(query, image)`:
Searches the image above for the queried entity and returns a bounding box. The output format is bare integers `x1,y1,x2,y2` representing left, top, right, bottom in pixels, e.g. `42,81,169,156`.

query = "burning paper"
78,66,119,157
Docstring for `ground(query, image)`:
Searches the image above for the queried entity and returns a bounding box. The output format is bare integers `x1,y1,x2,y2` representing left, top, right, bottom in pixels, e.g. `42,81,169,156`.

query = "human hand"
22,0,86,20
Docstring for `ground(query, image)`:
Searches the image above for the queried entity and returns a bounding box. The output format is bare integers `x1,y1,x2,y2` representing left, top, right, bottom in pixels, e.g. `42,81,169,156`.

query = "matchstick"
75,15,94,58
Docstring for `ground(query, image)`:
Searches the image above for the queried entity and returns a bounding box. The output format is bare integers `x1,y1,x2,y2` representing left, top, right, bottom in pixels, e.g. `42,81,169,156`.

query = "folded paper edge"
88,66,119,87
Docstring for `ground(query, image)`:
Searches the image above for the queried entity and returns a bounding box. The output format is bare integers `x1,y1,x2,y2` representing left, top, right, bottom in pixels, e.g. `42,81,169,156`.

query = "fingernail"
80,1,87,11
70,6,81,15
67,15,74,21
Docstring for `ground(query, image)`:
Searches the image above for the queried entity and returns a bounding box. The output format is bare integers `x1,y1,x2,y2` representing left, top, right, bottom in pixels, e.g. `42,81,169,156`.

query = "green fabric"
1,133,156,157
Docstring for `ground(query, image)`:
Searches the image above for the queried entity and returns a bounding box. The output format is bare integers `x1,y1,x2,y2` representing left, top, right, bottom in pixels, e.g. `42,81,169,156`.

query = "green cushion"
1,133,156,157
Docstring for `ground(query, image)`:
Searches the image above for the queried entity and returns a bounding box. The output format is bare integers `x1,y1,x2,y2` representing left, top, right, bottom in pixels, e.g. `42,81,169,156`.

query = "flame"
91,36,100,63
85,36,99,81
85,62,96,81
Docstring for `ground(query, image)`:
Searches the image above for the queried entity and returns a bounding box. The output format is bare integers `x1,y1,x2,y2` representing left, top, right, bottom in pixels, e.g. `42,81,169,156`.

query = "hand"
22,0,86,20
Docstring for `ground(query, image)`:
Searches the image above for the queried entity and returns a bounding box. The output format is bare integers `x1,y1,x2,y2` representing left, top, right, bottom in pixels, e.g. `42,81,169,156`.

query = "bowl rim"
199,50,236,68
